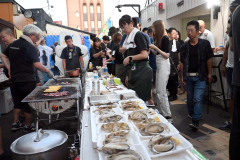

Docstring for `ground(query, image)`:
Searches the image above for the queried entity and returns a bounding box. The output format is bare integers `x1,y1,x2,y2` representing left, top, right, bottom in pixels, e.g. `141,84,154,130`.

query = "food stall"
79,72,205,160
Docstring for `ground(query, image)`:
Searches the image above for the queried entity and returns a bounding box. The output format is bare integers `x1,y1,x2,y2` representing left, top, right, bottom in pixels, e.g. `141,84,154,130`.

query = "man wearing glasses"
180,20,213,129
0,24,54,132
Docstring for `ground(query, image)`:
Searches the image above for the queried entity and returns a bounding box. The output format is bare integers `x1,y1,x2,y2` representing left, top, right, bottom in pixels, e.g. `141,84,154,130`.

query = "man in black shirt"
180,20,213,129
0,24,54,132
229,1,240,159
167,27,181,101
61,35,84,76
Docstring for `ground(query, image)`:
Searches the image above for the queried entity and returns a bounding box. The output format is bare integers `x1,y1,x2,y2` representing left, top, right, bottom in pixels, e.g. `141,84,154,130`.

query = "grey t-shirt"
229,6,240,87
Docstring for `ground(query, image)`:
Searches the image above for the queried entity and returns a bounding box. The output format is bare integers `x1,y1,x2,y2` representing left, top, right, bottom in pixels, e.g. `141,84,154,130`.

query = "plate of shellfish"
97,144,151,160
97,122,134,134
118,100,148,113
141,134,193,158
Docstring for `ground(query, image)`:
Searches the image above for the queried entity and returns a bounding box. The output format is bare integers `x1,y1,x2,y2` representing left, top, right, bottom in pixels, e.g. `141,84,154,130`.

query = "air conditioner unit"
13,4,21,16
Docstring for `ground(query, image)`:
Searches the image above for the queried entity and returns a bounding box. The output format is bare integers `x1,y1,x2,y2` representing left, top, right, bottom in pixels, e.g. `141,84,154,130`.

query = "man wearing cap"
229,0,240,159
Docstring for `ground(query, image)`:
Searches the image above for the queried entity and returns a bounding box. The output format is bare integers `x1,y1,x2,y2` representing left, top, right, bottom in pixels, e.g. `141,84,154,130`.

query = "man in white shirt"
38,38,53,84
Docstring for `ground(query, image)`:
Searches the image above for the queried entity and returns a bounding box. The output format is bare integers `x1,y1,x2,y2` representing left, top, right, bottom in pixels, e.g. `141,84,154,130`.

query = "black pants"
230,85,240,160
167,74,178,96
107,63,115,75
10,81,36,113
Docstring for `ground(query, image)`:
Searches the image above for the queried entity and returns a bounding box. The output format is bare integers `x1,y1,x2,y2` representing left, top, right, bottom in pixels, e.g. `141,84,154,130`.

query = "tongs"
53,77,58,83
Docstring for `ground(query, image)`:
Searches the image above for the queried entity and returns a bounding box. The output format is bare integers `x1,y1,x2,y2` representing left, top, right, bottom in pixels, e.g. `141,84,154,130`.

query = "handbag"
169,57,178,78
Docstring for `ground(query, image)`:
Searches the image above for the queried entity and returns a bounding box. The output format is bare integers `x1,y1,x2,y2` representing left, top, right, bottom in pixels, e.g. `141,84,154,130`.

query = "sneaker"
0,150,12,160
219,121,231,130
168,95,177,101
189,119,199,130
165,116,173,124
188,113,203,120
23,124,36,132
11,122,24,131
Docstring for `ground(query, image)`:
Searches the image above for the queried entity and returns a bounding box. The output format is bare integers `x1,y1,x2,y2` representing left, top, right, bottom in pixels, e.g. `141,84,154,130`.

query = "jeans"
185,76,206,121
226,68,233,98
229,85,240,160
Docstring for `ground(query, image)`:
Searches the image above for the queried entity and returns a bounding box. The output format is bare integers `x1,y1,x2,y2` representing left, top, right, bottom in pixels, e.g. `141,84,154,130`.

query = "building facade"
66,0,104,36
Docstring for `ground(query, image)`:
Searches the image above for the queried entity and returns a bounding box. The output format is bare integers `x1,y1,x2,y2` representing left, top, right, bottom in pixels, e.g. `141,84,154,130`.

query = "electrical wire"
109,0,121,18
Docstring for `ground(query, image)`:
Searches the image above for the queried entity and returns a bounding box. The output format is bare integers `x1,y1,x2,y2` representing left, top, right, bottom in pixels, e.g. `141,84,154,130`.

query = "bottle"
89,62,92,69
110,74,114,85
69,144,77,160
219,43,224,48
104,67,108,76
92,71,98,95
97,80,100,95
102,58,106,67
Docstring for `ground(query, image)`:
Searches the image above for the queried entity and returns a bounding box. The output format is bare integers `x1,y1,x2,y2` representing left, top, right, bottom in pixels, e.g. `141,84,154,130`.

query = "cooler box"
0,87,13,114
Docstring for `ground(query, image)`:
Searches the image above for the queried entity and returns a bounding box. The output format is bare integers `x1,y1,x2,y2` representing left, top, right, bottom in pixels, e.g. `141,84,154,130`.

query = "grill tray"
22,86,79,102
44,78,80,87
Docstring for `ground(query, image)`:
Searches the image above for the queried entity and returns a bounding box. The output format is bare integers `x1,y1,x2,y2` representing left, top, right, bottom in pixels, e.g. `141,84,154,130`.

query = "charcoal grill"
44,77,82,91
22,86,79,115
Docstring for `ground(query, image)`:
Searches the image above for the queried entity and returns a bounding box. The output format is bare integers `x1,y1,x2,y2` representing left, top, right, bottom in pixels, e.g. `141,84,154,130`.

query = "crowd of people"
0,0,240,159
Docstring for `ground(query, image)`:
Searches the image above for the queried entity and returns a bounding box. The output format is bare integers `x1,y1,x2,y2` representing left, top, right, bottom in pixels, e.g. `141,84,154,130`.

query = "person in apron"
149,20,173,123
119,14,153,102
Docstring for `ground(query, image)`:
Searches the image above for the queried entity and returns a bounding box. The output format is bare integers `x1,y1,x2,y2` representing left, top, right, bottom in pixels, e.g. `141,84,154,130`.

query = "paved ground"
0,93,231,159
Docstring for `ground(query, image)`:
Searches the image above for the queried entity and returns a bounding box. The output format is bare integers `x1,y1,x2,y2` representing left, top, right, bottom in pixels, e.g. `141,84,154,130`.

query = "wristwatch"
129,56,132,62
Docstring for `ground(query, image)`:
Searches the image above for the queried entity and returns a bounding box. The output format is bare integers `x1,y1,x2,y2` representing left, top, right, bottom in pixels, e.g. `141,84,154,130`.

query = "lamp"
75,11,80,17
206,0,220,8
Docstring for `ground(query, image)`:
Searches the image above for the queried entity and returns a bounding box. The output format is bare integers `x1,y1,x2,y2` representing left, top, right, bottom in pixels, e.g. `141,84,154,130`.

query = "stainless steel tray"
88,94,127,106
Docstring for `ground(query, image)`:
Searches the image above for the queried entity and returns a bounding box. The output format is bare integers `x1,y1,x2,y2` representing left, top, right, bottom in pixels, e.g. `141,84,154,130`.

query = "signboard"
53,21,62,25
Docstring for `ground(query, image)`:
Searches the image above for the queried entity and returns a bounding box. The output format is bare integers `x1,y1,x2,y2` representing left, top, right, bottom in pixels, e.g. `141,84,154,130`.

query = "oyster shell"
94,102,115,106
128,111,148,121
101,123,130,133
103,136,128,145
134,118,156,130
99,109,115,115
98,143,130,154
107,150,143,160
121,101,140,111
99,113,123,123
141,123,170,136
104,130,129,145
93,105,116,113
148,135,176,153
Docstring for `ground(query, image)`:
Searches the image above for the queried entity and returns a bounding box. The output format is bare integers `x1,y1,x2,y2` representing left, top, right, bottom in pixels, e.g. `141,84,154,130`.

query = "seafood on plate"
99,113,123,123
93,105,116,113
140,123,170,136
93,102,115,106
120,101,141,111
101,122,130,133
103,130,129,145
134,118,156,130
148,135,176,153
107,150,144,160
98,143,130,154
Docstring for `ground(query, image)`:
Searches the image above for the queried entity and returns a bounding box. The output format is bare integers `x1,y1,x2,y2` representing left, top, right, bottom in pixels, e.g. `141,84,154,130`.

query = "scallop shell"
107,150,143,160
98,143,130,154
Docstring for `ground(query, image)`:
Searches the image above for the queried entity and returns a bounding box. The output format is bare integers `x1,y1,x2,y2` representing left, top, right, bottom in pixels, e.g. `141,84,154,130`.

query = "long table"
80,74,200,160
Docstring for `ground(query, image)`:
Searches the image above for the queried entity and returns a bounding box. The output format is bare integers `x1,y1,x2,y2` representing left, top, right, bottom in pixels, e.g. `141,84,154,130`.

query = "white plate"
118,99,148,114
90,107,98,148
97,131,142,148
91,105,123,116
132,121,179,139
151,149,198,160
126,111,168,123
98,144,151,160
95,113,128,124
97,122,134,134
141,134,193,158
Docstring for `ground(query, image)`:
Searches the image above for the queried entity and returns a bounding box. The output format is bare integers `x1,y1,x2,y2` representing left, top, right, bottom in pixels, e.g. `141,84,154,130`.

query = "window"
98,21,101,29
91,21,95,28
90,4,94,13
77,26,80,29
84,14,87,21
92,28,95,33
84,21,88,29
97,4,101,13
76,11,79,17
83,4,87,13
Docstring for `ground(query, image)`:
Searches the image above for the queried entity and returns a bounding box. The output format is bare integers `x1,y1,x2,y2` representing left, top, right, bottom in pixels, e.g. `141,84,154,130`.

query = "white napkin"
171,39,177,52
122,28,139,50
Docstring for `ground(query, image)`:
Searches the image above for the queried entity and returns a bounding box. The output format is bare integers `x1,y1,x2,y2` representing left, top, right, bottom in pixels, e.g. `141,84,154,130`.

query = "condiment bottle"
89,62,92,69
110,74,114,85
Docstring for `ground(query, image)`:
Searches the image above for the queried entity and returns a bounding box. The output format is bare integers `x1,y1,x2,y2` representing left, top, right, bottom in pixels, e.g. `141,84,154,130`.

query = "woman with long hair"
149,20,173,123
119,14,153,103
89,37,105,67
